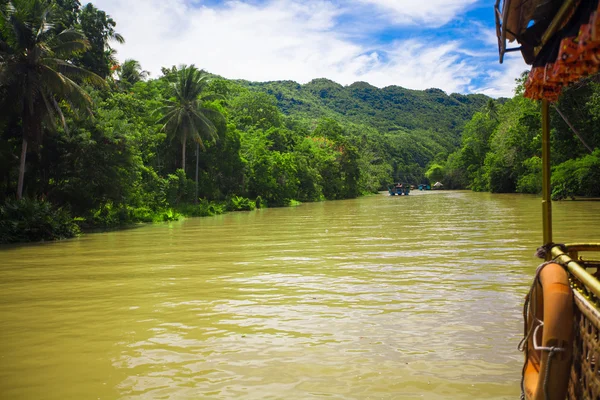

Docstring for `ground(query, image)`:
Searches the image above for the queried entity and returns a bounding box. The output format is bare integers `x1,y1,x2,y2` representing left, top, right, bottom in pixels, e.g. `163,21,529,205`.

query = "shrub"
516,156,542,194
255,196,265,208
0,198,80,244
165,169,196,206
551,151,600,200
176,199,226,217
79,203,180,229
226,196,256,212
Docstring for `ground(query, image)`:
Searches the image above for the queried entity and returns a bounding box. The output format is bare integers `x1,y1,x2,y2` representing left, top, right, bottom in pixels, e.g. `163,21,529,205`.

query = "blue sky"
91,0,528,97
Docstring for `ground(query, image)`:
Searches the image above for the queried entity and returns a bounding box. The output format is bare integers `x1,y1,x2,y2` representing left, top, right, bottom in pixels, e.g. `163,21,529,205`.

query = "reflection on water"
1,191,600,399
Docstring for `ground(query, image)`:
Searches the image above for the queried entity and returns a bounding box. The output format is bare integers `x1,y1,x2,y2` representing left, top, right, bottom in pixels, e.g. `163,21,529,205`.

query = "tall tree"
53,0,80,32
0,0,105,199
76,3,123,78
157,65,223,184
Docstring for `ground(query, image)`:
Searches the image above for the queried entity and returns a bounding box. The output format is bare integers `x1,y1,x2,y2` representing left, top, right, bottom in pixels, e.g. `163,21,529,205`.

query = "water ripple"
2,192,600,399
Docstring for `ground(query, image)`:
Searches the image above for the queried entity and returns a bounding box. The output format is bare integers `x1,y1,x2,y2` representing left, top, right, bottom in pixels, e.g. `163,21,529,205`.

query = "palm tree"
0,0,105,199
157,65,223,185
117,58,148,88
485,99,498,121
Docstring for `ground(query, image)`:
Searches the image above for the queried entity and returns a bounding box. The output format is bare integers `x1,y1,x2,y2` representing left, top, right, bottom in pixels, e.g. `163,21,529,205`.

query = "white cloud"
476,54,529,98
352,0,479,26
89,0,525,97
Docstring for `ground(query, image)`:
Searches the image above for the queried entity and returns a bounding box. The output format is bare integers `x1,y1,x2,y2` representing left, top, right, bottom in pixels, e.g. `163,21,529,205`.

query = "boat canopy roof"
495,0,600,101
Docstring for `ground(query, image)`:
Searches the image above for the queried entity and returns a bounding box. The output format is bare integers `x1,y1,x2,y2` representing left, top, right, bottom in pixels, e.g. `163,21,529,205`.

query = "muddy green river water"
1,191,599,399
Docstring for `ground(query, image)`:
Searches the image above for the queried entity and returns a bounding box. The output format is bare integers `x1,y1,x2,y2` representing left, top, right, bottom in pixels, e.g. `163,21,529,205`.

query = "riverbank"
0,195,303,245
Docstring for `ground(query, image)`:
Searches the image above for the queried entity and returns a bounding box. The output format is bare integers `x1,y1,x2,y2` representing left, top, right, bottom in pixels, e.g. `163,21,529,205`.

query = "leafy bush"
552,151,600,200
255,196,265,209
165,169,196,206
226,196,256,211
131,207,180,223
176,199,226,217
79,203,180,229
516,156,542,194
0,198,80,244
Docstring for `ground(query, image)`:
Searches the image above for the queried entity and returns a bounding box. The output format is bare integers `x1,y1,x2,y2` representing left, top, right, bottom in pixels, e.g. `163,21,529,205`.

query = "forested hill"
239,78,490,135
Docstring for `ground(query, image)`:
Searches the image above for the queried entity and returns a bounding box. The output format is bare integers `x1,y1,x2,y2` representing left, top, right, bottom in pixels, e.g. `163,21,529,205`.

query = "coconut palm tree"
0,0,105,199
157,65,223,180
117,58,148,88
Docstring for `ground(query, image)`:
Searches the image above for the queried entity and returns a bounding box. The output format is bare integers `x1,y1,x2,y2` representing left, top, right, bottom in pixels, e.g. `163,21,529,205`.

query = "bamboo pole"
195,142,199,204
542,99,552,251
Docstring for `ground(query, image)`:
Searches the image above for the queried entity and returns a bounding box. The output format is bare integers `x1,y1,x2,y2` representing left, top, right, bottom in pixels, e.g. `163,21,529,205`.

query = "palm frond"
39,91,57,130
112,32,125,44
8,8,34,51
191,111,217,150
45,58,106,88
38,64,92,115
34,6,53,41
199,106,225,123
50,39,89,58
53,28,86,42
51,96,68,133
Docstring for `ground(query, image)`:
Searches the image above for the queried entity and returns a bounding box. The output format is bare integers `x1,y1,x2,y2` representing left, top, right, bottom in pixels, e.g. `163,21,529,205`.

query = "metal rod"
551,245,600,301
495,0,507,63
560,244,600,252
542,99,552,250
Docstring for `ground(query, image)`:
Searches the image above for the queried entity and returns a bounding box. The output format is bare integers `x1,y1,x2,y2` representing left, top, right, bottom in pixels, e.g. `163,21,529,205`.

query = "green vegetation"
0,0,514,244
0,0,106,200
0,198,80,243
437,73,600,198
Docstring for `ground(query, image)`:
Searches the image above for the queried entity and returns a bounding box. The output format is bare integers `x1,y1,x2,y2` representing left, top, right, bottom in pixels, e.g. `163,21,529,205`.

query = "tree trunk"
17,137,28,200
195,142,199,204
181,135,187,173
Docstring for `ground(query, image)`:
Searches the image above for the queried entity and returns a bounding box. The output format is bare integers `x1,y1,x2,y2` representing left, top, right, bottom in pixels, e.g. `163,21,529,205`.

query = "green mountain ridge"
237,77,490,136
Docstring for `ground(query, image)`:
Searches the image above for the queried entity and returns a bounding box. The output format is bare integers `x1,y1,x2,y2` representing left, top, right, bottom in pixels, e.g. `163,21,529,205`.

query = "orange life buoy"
522,262,574,400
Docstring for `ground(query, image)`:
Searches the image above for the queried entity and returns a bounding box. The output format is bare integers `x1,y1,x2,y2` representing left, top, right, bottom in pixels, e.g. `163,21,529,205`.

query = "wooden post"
541,99,552,250
195,142,199,204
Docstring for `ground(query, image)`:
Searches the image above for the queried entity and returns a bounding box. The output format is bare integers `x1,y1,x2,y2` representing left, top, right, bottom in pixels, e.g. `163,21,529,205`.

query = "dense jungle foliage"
438,73,600,199
0,0,490,243
2,0,598,244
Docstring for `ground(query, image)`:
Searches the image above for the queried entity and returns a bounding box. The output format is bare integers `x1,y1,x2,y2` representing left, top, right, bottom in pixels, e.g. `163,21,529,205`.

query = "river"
1,191,599,399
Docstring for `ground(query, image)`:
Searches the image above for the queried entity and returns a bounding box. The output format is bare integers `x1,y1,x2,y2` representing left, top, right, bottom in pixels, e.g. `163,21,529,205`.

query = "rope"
543,347,561,400
535,243,568,260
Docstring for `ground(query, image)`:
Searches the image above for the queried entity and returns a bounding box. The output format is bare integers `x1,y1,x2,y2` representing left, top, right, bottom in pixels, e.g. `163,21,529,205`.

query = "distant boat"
388,184,410,196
